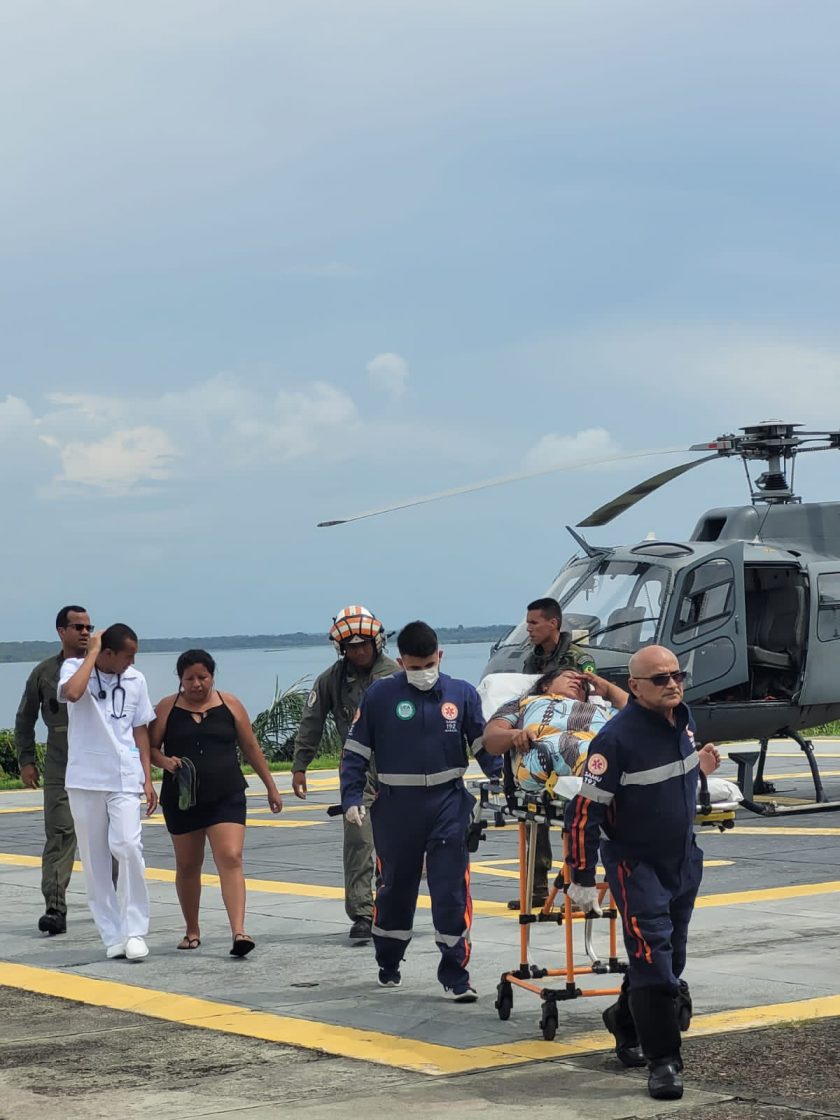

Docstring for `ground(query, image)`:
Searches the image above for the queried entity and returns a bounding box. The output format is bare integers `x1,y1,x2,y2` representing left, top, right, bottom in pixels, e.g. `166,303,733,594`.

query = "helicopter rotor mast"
689,421,840,508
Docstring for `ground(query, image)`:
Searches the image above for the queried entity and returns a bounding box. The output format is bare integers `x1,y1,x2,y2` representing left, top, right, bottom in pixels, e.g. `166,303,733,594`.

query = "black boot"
38,909,67,936
628,986,683,1101
647,1059,684,1100
602,979,645,1067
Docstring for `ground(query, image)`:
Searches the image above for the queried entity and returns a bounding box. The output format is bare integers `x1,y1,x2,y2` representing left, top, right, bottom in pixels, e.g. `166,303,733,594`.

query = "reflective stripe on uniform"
619,751,699,787
433,929,467,948
343,741,372,760
371,923,413,941
378,767,466,788
579,783,614,805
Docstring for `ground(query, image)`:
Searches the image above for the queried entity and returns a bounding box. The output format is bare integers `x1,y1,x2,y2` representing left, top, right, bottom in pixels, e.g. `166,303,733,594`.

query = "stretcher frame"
477,781,738,1041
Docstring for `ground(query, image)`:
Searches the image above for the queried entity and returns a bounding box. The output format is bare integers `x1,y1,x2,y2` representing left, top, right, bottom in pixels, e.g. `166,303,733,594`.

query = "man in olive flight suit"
291,606,398,940
509,597,597,909
14,604,93,935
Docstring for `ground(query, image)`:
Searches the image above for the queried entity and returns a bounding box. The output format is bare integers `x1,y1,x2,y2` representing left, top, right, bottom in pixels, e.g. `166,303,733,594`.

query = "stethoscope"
93,668,126,719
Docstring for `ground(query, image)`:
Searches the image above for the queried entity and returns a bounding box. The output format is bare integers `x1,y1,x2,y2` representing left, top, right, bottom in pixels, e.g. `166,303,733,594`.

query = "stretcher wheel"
540,1002,558,1041
495,981,513,1021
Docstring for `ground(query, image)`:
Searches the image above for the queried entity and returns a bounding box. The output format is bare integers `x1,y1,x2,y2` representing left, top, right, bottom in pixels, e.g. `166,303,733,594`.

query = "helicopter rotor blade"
576,453,721,528
317,446,697,527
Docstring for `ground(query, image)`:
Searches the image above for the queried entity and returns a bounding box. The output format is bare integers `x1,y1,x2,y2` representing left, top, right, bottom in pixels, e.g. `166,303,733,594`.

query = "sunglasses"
634,670,689,687
67,623,94,632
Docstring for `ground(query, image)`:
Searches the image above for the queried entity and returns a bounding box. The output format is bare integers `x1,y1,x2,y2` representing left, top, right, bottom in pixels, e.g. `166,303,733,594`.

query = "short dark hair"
176,649,216,679
397,620,438,658
56,605,87,630
101,623,138,653
527,597,562,624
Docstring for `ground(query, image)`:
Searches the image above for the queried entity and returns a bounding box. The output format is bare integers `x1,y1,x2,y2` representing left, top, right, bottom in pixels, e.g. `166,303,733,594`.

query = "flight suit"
14,653,76,917
341,671,497,990
522,634,596,897
292,652,398,922
565,698,703,1065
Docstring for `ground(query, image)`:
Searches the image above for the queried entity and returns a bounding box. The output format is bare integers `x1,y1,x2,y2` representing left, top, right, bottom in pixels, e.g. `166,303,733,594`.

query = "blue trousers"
370,782,474,990
602,840,703,994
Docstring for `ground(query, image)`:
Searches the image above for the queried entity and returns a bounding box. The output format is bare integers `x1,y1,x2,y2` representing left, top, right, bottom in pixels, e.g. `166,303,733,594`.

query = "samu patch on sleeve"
585,753,608,779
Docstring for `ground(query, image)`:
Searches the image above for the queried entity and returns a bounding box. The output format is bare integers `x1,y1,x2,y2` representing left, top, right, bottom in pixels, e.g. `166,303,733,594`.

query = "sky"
3,0,840,641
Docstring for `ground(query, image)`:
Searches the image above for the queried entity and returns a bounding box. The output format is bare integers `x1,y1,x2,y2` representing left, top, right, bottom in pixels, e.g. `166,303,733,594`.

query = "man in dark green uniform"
15,604,92,935
291,606,398,940
509,598,596,909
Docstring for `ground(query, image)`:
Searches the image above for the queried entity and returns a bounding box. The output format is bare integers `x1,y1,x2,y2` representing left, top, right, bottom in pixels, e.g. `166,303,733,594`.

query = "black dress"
159,697,248,834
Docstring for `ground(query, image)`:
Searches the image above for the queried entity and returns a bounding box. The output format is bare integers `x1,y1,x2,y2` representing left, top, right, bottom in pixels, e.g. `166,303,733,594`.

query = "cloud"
47,426,181,494
522,427,621,471
367,352,410,401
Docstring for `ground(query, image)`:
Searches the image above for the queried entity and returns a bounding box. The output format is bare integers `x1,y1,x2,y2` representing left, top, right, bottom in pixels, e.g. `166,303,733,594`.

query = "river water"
0,641,498,731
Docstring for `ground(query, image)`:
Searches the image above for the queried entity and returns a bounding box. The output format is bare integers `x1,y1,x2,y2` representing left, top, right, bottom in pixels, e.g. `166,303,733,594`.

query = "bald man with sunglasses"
565,645,719,1103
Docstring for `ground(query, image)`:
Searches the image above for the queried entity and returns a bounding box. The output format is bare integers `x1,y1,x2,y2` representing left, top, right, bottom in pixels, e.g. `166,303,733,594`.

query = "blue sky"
3,0,840,641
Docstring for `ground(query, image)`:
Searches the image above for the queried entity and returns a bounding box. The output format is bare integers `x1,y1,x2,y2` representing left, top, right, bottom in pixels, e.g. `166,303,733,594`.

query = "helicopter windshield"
500,559,668,654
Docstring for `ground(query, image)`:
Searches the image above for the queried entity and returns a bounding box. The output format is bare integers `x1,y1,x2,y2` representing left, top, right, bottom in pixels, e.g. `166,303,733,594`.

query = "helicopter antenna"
565,525,608,558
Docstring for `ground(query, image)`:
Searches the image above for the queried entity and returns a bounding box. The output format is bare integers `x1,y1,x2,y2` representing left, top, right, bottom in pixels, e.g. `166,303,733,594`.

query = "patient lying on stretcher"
482,669,630,795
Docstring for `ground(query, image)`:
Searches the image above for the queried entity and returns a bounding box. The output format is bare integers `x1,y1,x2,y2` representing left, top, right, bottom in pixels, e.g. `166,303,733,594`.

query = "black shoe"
506,892,548,911
602,1002,646,1068
38,909,66,936
648,1060,684,1100
349,917,372,940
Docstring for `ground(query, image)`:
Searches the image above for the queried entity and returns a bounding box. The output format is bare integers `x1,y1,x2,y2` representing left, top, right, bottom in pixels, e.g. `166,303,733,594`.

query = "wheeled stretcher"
476,773,740,1041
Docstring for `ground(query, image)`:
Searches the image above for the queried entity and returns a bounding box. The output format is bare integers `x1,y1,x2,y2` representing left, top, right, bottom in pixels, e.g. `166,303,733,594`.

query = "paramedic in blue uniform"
340,620,499,1002
565,645,720,1102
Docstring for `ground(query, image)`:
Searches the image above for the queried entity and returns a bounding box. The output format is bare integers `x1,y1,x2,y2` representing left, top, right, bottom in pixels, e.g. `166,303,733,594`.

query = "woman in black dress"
150,650,283,955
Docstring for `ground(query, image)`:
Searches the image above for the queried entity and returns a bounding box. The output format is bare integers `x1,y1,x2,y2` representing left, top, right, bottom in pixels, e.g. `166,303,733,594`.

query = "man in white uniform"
59,623,157,961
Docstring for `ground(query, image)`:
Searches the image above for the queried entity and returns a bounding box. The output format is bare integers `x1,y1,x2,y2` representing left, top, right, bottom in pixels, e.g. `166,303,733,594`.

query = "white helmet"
329,605,385,654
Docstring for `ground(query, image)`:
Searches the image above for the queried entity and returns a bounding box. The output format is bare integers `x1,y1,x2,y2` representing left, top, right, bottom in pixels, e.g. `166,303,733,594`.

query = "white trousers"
67,789,150,947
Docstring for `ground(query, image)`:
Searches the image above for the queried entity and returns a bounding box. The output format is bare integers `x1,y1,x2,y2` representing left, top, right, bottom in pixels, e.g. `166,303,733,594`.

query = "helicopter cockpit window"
817,573,840,642
672,558,735,644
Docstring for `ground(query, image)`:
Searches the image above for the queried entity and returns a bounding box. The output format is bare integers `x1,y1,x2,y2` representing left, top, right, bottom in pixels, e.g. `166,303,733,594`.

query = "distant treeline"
0,625,513,664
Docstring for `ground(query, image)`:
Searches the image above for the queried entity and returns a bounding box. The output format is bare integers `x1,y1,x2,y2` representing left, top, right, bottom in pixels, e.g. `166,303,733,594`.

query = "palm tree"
250,679,341,762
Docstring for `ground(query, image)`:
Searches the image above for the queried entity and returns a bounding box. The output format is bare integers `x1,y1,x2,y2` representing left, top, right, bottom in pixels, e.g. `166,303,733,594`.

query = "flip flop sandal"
230,933,256,957
176,758,198,810
177,936,201,950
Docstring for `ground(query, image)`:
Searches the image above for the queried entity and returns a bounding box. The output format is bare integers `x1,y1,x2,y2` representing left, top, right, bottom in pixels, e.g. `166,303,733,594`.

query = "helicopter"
319,421,840,815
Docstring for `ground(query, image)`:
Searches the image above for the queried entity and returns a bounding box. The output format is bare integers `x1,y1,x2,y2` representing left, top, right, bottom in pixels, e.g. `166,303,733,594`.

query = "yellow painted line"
471,859,732,880
696,880,840,908
706,825,840,837
140,816,322,830
0,806,43,815
0,961,838,1075
0,851,835,914
249,803,331,813
748,769,840,781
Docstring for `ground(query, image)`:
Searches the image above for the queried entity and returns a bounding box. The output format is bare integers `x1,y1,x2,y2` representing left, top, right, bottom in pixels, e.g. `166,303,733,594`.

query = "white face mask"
405,666,440,691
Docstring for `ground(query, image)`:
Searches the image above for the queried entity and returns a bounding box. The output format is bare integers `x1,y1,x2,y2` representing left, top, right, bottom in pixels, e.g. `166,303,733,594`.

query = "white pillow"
477,672,541,721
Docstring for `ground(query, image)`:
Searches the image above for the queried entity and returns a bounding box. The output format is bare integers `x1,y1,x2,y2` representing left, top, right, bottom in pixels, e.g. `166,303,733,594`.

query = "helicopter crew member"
292,606,398,941
512,598,596,910
565,645,720,1102
340,620,499,1000
14,604,92,937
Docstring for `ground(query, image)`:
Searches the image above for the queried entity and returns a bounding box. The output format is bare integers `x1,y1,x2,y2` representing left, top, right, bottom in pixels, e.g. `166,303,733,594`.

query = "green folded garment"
175,758,198,811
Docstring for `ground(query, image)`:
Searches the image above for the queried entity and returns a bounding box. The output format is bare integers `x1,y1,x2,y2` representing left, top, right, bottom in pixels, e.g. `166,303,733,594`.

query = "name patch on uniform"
396,700,416,721
587,753,608,777
440,702,459,721
307,689,318,708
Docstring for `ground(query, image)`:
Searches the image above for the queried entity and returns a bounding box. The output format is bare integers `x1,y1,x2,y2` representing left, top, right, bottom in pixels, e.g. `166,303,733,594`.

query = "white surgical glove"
345,805,367,827
567,881,603,916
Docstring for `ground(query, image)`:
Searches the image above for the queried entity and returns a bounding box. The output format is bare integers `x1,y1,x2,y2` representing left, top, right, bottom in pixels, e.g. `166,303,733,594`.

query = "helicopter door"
661,543,748,699
798,563,840,705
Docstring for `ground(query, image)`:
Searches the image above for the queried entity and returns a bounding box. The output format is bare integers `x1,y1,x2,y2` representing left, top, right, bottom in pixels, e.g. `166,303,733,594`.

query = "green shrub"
0,729,46,779
251,679,341,763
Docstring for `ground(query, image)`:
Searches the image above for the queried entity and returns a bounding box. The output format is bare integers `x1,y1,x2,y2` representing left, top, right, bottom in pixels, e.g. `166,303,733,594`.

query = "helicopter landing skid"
731,731,840,815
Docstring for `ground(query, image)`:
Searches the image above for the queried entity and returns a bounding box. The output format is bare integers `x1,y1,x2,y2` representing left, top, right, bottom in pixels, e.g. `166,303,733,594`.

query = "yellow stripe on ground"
705,825,840,837
747,769,840,780
471,859,732,880
0,806,43,815
0,852,835,913
140,817,322,830
0,961,838,1076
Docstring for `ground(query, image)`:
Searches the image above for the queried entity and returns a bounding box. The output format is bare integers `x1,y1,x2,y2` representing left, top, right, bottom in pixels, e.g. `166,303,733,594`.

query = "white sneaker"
444,984,478,1003
105,942,126,959
125,936,149,961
